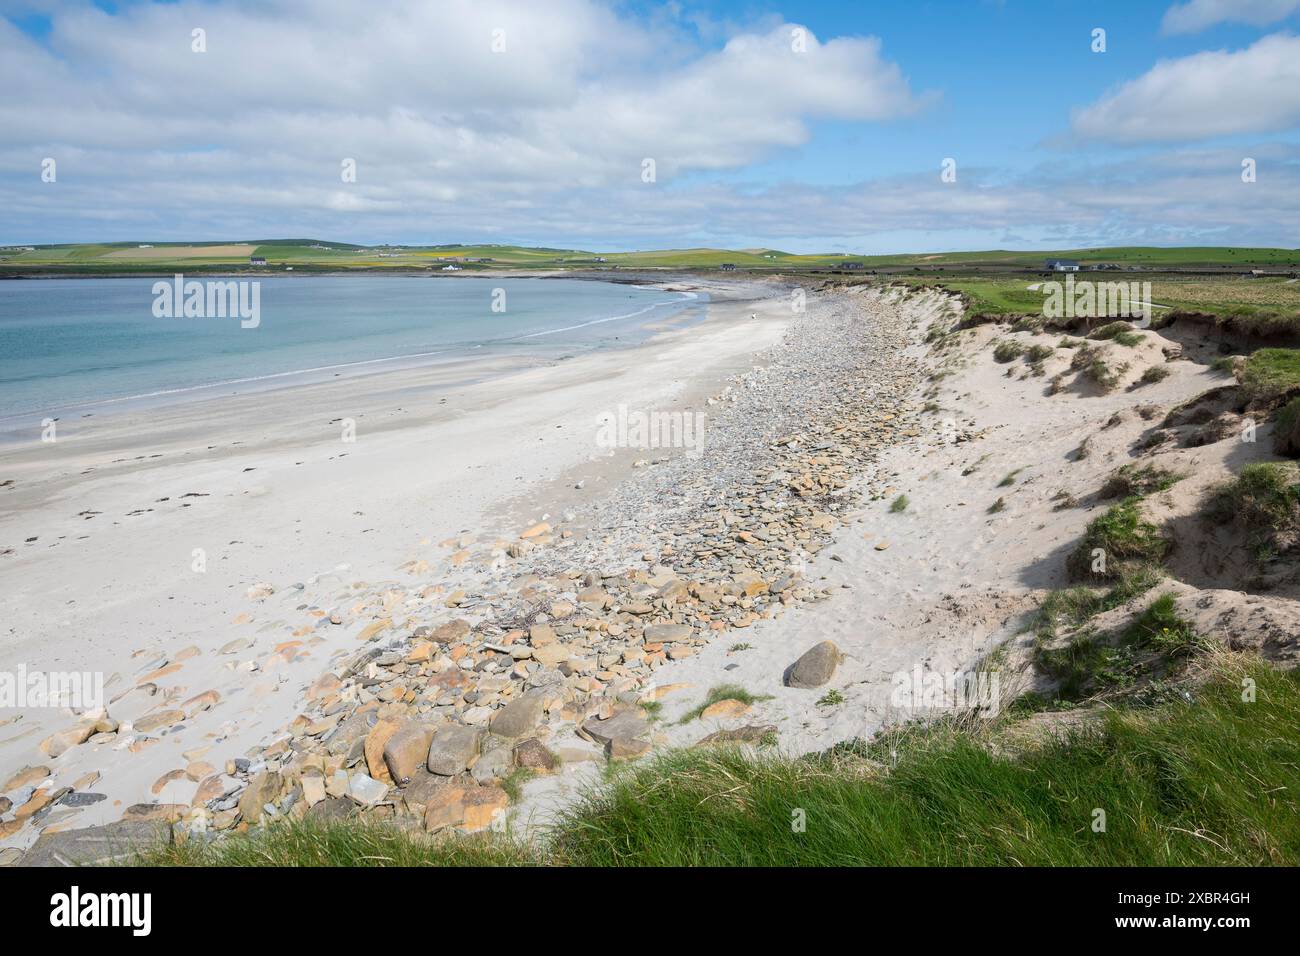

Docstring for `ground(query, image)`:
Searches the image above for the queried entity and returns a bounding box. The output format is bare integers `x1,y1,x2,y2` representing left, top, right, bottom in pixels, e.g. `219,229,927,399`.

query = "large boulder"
382,722,435,785
784,641,842,688
488,689,547,738
426,724,483,776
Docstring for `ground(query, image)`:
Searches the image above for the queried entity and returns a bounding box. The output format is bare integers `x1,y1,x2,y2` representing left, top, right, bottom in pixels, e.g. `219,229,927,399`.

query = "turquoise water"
0,276,703,426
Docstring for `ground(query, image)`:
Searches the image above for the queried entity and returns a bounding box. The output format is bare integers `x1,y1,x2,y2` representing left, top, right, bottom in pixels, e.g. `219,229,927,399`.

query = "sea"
0,275,705,438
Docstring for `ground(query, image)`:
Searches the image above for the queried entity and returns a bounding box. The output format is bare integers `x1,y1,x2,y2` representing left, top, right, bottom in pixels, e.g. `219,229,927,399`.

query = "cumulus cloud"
0,0,933,242
1161,0,1300,34
1071,33,1300,142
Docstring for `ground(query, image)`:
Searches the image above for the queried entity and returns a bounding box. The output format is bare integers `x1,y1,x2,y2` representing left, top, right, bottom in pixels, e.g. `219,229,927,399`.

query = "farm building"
1045,258,1079,272
249,256,267,266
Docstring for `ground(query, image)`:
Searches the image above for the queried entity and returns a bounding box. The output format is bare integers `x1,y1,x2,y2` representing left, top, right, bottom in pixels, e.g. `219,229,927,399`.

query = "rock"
520,522,551,539
382,722,435,785
471,746,512,783
306,796,357,824
122,803,187,822
356,619,391,642
700,698,751,720
532,645,569,667
528,624,557,646
488,689,547,738
608,736,651,760
785,641,842,688
347,773,389,807
59,791,108,808
301,775,327,808
133,709,186,733
219,637,253,655
180,689,221,717
246,582,275,600
423,784,509,833
400,769,449,813
2,765,49,791
0,847,22,865
21,820,171,867
643,623,692,643
581,709,651,754
237,771,283,824
430,619,471,644
513,738,558,772
40,723,96,757
16,789,57,818
364,719,401,783
696,724,777,747
426,724,483,776
306,673,343,700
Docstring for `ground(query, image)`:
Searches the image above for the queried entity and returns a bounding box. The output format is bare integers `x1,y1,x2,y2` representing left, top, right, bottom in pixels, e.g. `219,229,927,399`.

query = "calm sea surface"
0,276,703,427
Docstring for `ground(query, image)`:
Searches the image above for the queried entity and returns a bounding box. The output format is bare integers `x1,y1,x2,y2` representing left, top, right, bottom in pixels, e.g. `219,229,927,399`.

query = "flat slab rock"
581,709,651,746
21,820,172,867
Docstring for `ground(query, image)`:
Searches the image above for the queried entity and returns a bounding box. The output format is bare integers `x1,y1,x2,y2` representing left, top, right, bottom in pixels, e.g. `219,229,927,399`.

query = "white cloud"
0,0,931,241
1161,0,1300,34
1071,33,1300,142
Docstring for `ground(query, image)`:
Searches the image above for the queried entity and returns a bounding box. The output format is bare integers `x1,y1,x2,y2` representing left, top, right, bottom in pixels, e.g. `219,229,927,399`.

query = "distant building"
719,263,737,271
843,262,864,270
138,244,153,249
1045,259,1079,272
441,264,461,271
250,256,267,266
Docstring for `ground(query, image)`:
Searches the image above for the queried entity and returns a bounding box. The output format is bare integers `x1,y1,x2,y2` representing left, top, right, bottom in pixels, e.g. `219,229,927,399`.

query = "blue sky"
2,0,1299,251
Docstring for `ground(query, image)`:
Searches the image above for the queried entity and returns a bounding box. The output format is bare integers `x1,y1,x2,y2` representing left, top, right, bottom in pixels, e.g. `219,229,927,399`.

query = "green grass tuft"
1067,497,1171,581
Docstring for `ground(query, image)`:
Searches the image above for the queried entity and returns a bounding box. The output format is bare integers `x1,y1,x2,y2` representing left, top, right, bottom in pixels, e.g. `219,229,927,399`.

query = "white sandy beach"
0,275,789,844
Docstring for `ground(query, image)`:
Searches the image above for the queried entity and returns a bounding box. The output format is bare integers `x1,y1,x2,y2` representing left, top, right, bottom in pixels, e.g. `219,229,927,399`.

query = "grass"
993,339,1026,362
137,653,1300,867
816,689,846,707
542,655,1300,866
1098,463,1182,499
1030,565,1163,644
678,684,774,723
988,496,1006,514
1136,365,1170,386
997,468,1023,487
500,768,536,803
1070,343,1123,391
1241,348,1300,404
889,494,909,513
1067,496,1171,581
1089,321,1145,346
1205,461,1300,563
140,821,541,866
1035,593,1206,703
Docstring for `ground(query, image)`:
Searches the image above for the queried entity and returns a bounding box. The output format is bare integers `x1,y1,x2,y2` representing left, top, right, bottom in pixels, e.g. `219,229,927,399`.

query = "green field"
2,240,1298,276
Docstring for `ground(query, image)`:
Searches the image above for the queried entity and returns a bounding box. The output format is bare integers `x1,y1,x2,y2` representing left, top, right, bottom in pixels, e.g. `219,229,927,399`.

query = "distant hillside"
2,240,1298,275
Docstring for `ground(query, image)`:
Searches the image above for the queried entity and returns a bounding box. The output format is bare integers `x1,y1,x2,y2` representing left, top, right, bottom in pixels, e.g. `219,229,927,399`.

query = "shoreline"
0,272,709,440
